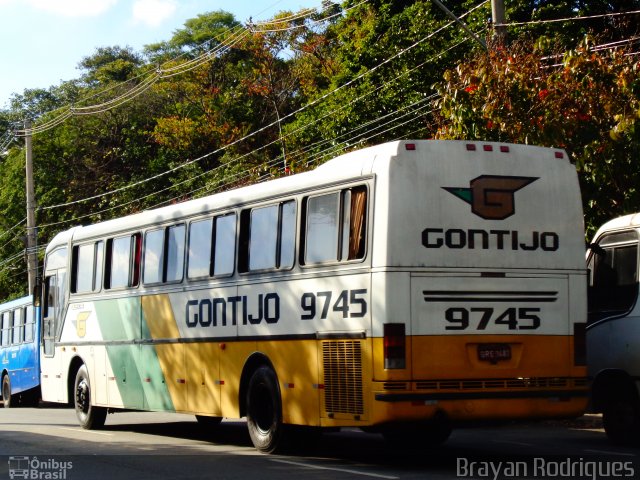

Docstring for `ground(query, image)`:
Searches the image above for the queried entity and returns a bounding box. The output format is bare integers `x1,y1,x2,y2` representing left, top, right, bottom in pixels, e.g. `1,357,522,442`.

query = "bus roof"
45,141,404,250
46,140,571,253
592,213,640,240
0,295,31,311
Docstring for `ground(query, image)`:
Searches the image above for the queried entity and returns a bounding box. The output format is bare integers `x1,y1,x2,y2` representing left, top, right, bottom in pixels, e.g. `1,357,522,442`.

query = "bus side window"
1,312,10,347
213,214,236,276
24,306,34,344
303,186,367,265
239,201,296,273
588,231,639,323
105,234,141,289
143,225,185,285
345,186,367,260
72,242,103,294
12,308,23,345
188,218,213,279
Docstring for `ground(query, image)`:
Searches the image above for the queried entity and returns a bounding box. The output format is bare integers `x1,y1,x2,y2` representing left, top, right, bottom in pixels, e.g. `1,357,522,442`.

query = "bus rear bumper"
370,388,589,424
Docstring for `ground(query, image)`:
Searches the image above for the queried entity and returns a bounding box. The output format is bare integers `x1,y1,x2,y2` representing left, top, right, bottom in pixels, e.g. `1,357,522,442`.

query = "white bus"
39,140,588,453
587,213,640,445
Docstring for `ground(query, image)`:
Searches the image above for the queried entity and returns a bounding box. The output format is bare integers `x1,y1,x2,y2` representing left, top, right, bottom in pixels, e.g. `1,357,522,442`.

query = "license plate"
478,343,511,362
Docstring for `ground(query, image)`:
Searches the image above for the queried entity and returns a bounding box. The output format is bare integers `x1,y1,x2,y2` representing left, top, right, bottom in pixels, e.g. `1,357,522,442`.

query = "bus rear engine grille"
322,340,364,415
416,377,586,391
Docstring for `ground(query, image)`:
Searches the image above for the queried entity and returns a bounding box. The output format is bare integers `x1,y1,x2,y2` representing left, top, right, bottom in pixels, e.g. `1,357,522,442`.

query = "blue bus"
1,296,40,407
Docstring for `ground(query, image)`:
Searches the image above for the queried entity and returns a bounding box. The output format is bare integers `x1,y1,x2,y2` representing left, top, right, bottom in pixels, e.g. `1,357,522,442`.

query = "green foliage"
435,38,640,236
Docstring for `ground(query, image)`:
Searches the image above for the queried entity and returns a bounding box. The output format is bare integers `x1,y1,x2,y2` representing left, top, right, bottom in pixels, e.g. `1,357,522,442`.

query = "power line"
11,3,331,138
497,8,640,27
248,0,367,33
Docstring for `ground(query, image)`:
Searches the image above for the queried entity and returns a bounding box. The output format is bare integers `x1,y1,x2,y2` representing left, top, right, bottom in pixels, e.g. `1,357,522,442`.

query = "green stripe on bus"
94,298,175,411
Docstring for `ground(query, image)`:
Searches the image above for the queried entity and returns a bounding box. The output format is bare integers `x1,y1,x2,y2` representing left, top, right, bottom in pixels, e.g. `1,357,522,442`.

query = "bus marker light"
466,143,476,151
500,146,510,153
555,151,564,159
405,143,416,151
177,379,186,384
219,343,226,350
483,145,493,152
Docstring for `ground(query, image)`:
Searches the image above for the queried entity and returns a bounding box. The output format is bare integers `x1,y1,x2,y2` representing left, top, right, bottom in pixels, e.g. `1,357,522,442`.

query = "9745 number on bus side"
300,289,367,320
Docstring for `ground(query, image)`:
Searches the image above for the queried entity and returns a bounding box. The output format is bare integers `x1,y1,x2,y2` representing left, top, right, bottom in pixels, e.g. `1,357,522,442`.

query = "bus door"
41,247,68,402
587,230,640,371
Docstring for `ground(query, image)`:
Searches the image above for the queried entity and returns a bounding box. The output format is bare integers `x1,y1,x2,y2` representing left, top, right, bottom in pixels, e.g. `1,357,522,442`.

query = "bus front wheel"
2,374,11,408
246,366,283,453
74,365,107,429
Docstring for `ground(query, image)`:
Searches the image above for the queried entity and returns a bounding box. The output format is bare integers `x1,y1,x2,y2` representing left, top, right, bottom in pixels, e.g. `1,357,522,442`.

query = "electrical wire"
497,8,640,27
248,0,368,33
36,0,489,214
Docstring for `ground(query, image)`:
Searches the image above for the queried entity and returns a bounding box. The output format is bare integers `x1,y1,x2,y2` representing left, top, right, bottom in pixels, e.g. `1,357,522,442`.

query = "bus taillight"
384,323,406,369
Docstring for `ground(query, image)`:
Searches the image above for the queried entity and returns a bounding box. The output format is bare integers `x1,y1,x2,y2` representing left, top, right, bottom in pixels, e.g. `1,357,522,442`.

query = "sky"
0,0,320,108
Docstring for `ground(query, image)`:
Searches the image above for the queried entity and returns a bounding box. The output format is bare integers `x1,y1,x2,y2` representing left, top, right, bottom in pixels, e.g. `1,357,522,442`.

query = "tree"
435,38,640,235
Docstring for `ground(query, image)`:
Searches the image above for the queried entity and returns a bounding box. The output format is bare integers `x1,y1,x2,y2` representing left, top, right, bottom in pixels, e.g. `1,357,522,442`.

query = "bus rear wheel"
74,365,107,429
2,375,11,408
246,366,283,453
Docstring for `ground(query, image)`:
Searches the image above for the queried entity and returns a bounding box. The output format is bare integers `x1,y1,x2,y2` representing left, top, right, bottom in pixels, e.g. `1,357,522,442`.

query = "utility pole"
491,0,506,45
24,120,37,293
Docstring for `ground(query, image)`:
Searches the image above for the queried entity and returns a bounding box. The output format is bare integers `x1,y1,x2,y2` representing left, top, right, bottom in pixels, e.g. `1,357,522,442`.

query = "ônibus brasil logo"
443,175,538,220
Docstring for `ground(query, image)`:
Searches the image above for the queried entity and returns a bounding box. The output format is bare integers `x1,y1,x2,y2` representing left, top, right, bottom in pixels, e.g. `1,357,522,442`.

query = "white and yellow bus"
39,140,588,452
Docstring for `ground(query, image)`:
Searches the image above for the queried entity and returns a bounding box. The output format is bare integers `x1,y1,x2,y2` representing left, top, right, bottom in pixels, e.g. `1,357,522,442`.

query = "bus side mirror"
588,243,605,257
33,278,42,307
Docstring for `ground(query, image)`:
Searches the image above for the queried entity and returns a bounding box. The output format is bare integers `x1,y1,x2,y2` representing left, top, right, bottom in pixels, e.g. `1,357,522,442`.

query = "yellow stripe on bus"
141,295,188,411
141,294,180,339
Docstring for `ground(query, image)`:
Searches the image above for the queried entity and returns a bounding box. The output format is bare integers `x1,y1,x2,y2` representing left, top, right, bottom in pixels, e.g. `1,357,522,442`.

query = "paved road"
0,406,638,479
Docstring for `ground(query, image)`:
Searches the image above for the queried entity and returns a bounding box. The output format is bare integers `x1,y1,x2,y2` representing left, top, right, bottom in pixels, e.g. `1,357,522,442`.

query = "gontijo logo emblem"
443,175,538,220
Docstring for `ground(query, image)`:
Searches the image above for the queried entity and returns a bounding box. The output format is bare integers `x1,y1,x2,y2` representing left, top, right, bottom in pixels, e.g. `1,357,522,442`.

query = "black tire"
603,395,640,446
74,365,107,429
195,415,223,428
2,375,11,408
246,366,283,453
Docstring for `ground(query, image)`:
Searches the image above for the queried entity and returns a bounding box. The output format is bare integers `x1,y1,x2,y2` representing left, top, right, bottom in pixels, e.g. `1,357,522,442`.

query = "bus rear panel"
367,141,587,426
